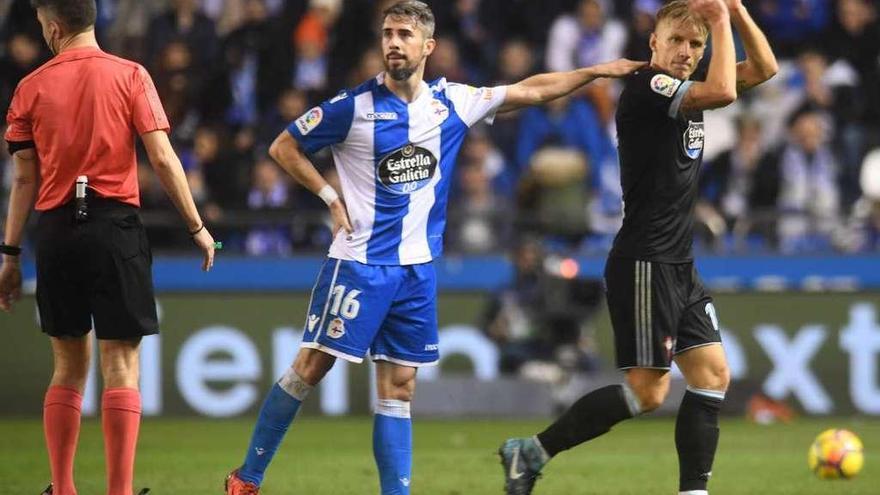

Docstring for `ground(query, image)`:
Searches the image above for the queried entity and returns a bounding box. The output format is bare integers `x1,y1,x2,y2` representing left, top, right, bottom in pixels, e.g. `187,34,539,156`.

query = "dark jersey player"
499,1,778,494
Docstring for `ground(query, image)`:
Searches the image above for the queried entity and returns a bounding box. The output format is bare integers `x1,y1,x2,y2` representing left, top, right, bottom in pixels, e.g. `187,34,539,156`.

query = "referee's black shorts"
604,256,722,370
35,197,158,340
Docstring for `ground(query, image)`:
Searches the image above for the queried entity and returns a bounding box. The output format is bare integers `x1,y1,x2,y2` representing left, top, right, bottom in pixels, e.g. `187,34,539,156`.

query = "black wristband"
189,224,205,236
0,243,22,256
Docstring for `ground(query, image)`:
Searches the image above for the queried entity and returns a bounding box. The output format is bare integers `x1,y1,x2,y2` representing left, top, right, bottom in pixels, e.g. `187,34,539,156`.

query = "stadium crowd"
2,0,880,256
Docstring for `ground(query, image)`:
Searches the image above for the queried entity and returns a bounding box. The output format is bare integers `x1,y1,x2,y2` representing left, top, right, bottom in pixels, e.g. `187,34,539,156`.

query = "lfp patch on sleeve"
295,107,323,135
650,74,682,98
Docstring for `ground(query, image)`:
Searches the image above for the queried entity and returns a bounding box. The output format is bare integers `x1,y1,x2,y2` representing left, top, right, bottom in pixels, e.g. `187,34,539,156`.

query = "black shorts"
604,256,721,369
35,198,158,340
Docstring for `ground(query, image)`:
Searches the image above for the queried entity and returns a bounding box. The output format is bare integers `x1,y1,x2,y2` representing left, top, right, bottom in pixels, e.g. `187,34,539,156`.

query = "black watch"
0,243,22,256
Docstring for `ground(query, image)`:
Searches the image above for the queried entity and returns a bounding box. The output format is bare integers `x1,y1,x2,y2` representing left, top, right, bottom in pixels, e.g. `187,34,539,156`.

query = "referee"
0,2,215,495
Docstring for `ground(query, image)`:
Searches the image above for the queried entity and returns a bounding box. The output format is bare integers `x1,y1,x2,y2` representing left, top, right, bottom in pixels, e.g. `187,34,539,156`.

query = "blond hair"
656,0,709,39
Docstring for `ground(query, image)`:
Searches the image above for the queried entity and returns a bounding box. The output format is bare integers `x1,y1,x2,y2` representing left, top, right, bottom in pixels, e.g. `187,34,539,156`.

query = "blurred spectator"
348,49,384,87
777,108,840,252
517,147,591,246
623,0,659,61
755,0,832,57
258,87,309,147
545,0,627,73
698,117,780,248
446,133,511,253
153,40,202,137
487,39,536,171
245,157,293,256
146,0,219,71
516,95,614,188
192,126,251,209
839,149,880,252
0,32,43,112
482,237,603,376
425,36,471,83
292,2,335,93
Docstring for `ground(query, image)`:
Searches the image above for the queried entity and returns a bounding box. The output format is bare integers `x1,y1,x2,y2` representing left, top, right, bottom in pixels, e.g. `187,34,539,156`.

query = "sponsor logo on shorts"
327,317,346,339
295,107,323,135
664,336,675,361
424,343,439,351
307,314,319,332
400,477,410,487
705,302,719,331
377,144,438,194
650,74,682,98
255,447,266,456
683,120,704,160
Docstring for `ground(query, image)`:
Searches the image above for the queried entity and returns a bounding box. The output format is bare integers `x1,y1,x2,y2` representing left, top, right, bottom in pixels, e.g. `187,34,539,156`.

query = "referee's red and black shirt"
5,46,170,211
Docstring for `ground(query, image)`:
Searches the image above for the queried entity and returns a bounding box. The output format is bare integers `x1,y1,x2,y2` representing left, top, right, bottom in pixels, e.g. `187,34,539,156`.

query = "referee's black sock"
676,387,724,493
536,384,641,458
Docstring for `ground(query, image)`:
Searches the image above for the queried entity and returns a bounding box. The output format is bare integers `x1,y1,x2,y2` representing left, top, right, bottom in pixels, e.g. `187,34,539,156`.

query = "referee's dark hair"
30,0,96,33
383,1,436,38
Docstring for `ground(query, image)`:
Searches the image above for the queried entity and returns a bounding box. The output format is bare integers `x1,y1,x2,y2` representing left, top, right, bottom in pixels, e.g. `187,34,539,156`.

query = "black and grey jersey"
610,67,705,263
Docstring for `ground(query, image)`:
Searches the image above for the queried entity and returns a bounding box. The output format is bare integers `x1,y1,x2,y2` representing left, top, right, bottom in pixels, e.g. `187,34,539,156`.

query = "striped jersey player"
224,2,644,494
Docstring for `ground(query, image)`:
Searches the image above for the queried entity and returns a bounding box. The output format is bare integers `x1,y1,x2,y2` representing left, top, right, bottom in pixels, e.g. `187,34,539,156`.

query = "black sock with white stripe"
676,387,724,493
536,384,641,458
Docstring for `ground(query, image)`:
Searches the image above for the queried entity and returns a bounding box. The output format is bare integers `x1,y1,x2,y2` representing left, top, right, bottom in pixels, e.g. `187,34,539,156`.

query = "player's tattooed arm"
498,59,645,113
728,1,778,92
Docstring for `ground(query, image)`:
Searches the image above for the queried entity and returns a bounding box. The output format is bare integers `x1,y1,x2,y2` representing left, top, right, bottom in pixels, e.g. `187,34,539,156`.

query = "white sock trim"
679,491,708,495
278,367,313,401
376,399,411,419
686,386,725,401
621,383,643,416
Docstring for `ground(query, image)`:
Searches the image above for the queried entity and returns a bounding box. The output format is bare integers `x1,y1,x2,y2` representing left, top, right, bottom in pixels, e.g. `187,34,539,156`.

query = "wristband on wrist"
0,243,22,256
189,224,205,236
318,185,340,206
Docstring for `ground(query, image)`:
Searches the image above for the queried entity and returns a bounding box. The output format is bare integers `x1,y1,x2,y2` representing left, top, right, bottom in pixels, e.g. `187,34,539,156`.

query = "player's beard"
385,57,417,81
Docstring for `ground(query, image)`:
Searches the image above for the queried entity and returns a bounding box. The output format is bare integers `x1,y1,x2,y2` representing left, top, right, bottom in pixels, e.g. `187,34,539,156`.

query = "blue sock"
373,399,413,495
239,372,313,485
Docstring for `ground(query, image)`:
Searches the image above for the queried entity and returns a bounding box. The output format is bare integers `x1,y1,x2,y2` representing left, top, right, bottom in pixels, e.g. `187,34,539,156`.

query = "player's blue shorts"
300,258,440,366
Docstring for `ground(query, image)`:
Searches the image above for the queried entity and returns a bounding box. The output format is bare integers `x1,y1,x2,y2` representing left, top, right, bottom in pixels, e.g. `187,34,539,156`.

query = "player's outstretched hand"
0,259,22,312
689,0,729,24
593,59,648,79
330,199,354,237
192,228,216,272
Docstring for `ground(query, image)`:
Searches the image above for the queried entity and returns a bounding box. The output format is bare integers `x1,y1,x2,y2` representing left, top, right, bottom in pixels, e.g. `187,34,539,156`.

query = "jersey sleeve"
286,91,355,154
445,82,508,127
5,85,34,143
131,65,171,135
625,69,693,119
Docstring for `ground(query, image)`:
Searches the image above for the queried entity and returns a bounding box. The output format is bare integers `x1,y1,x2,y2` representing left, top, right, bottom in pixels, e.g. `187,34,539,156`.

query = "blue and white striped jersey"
288,73,507,265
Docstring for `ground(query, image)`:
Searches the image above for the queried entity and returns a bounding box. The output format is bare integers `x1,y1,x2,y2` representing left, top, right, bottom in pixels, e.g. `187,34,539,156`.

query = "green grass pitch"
0,417,876,494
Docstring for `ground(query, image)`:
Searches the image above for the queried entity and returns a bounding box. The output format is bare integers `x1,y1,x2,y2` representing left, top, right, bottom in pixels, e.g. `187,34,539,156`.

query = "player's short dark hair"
382,1,435,38
30,0,96,33
655,0,709,40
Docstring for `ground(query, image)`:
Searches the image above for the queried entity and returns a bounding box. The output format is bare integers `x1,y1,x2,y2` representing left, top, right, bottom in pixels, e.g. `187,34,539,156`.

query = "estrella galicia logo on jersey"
683,120,705,159
327,318,346,339
377,144,438,194
650,74,682,98
295,106,323,135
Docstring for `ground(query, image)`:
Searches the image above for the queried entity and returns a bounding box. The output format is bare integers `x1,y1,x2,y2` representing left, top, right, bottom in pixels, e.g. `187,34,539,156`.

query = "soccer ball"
807,429,864,479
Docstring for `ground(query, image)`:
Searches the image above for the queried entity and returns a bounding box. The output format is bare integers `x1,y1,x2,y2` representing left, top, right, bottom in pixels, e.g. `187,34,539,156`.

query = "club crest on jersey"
650,74,682,98
327,318,346,339
429,98,449,124
377,144,438,194
295,107,323,135
683,120,705,159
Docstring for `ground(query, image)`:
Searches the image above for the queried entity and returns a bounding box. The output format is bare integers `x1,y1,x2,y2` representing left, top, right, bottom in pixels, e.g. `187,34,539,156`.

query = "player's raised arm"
678,0,738,113
269,131,353,235
497,58,646,113
726,0,778,92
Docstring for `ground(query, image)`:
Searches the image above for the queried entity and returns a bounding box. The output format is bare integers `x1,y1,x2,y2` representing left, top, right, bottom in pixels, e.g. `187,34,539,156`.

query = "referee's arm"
141,130,216,271
0,147,37,311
